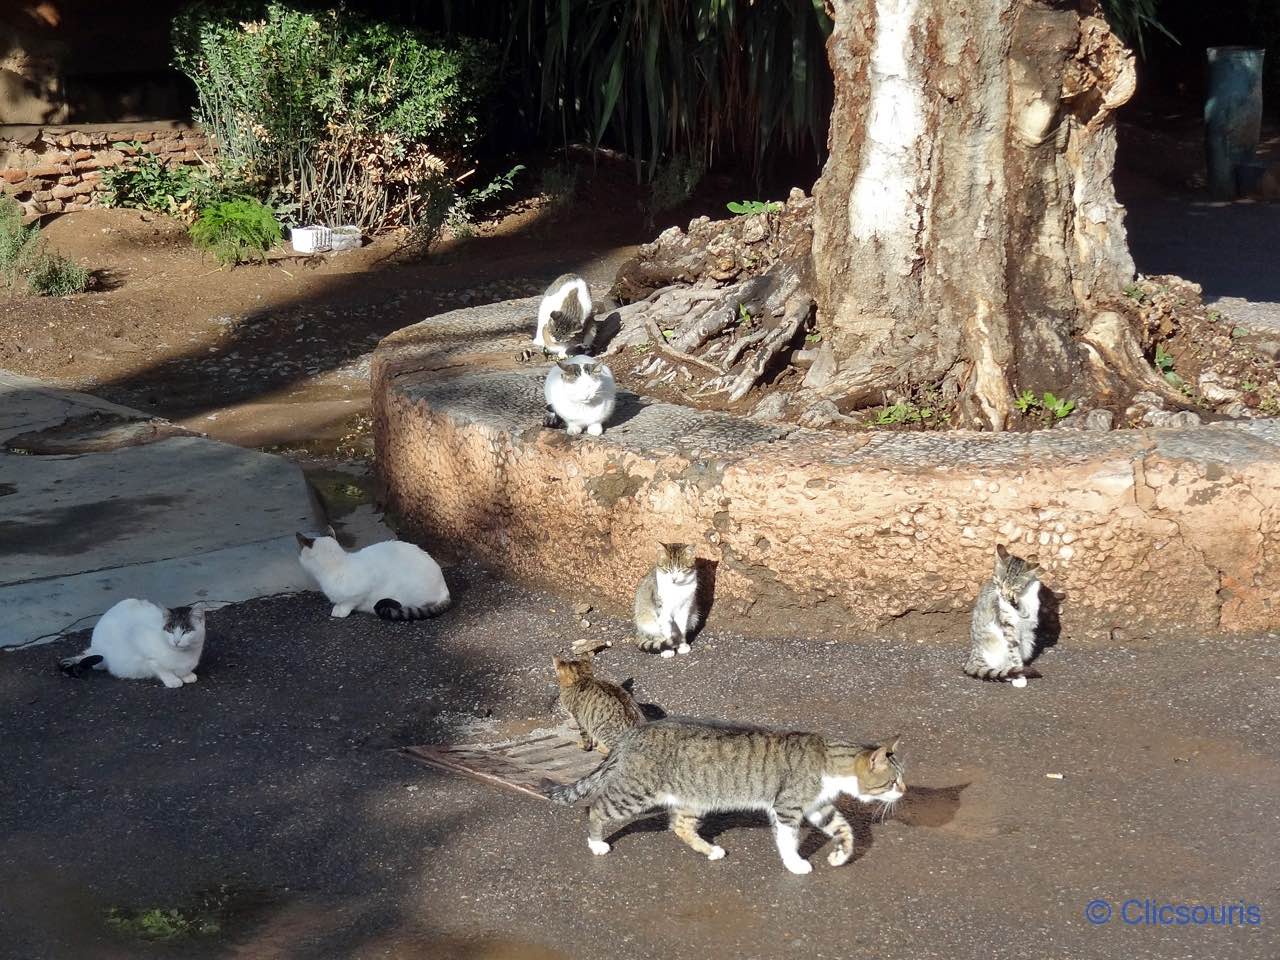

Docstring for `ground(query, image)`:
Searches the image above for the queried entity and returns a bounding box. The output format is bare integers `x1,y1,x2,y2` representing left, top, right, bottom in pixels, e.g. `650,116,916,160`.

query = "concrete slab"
0,370,321,647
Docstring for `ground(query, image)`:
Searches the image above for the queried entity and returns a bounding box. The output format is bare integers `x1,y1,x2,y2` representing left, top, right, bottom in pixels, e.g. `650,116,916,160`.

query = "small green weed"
726,200,782,216
448,164,525,237
103,148,227,219
0,197,40,283
25,250,90,296
874,401,934,426
1153,343,1186,387
189,199,282,266
105,907,220,942
1015,390,1075,419
737,302,753,329
541,163,579,210
0,196,89,295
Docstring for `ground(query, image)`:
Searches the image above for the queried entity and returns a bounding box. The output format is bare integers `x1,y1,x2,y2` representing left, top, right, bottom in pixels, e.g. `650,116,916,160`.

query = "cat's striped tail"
374,596,452,622
58,652,103,677
540,751,620,805
635,632,677,655
963,653,1021,681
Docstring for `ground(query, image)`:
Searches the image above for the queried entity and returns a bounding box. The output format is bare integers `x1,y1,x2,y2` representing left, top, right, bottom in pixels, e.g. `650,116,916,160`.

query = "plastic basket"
290,225,362,254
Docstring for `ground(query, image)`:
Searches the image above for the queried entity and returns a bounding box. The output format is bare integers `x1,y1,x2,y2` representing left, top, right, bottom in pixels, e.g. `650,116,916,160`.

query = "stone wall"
0,122,211,219
373,300,1280,643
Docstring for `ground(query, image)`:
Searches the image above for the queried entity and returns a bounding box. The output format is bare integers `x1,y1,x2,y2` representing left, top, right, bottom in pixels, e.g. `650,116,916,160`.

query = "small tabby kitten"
59,598,205,688
297,527,450,621
543,357,616,435
533,273,595,357
965,543,1042,683
553,655,644,754
634,543,699,657
545,719,904,874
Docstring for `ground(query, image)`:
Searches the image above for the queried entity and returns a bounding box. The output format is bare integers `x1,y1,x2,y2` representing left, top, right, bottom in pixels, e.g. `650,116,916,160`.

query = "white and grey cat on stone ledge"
529,273,597,359
543,356,617,435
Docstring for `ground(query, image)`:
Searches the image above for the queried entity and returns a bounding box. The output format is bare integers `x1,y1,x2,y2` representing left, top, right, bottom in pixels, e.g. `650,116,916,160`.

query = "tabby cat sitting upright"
59,598,205,689
553,655,644,754
964,543,1042,685
297,528,451,621
634,543,699,657
544,719,904,875
533,273,595,357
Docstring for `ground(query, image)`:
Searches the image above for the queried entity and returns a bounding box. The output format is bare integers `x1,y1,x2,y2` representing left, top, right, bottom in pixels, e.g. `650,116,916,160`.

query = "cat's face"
656,543,696,578
994,543,1040,604
831,739,906,804
164,606,205,650
555,360,606,399
553,655,592,686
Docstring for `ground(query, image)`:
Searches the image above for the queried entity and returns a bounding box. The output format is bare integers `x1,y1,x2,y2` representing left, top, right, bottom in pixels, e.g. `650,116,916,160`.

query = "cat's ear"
585,361,602,375
996,543,1009,561
884,736,901,756
556,359,576,374
190,606,206,624
324,525,337,540
869,743,893,772
296,532,315,550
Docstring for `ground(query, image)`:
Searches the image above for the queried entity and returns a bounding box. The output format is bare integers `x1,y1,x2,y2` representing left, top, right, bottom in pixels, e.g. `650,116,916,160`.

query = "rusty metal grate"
402,728,604,800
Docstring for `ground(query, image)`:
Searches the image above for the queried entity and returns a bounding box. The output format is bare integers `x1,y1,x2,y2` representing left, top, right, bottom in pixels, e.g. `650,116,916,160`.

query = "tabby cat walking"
545,719,904,874
553,655,644,754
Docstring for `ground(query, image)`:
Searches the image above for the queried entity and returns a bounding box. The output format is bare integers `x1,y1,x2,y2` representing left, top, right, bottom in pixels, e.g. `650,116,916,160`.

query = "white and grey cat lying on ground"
297,528,451,621
532,273,595,358
59,598,206,688
544,357,616,435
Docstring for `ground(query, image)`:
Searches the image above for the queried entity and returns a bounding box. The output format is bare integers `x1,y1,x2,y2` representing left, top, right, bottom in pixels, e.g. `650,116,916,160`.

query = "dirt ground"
2,570,1277,960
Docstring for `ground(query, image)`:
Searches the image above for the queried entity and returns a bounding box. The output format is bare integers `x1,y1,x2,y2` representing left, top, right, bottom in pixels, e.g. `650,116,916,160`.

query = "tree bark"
809,0,1163,428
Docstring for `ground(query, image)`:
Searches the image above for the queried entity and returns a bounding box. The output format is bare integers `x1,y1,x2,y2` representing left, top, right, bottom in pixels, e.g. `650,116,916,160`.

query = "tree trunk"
809,0,1165,428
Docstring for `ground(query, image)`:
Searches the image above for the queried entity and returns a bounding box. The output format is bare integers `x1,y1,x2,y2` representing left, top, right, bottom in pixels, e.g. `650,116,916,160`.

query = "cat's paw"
783,858,813,875
566,424,584,436
706,845,726,861
1010,676,1028,688
331,605,353,618
827,847,852,867
160,674,184,689
586,423,603,436
588,838,611,856
676,641,691,655
659,648,676,659
181,673,198,684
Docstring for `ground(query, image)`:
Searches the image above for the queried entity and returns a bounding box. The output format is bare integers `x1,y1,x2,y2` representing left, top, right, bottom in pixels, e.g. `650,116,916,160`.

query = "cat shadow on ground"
586,310,622,354
694,558,719,640
1035,583,1063,655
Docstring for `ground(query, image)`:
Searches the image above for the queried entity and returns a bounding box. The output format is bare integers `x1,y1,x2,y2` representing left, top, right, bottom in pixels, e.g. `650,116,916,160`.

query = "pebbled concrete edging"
373,301,1280,639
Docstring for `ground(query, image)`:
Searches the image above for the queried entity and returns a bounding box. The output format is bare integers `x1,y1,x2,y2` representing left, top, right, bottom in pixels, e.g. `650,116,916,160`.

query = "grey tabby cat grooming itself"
553,655,644,754
634,543,700,657
965,543,1042,685
545,719,904,875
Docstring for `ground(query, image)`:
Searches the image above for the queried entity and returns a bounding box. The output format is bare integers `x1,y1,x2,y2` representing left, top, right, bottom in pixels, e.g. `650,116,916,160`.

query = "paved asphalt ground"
3,562,1277,960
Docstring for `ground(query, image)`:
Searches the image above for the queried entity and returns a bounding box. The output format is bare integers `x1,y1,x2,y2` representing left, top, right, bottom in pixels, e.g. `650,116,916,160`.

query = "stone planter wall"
373,300,1280,642
0,122,212,219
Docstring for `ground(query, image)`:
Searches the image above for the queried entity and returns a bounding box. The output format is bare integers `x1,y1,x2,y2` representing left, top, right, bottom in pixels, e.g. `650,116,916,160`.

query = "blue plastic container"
1205,46,1265,199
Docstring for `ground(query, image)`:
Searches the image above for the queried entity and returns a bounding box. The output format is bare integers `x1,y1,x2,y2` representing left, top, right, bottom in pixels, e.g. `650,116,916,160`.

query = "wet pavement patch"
4,411,193,455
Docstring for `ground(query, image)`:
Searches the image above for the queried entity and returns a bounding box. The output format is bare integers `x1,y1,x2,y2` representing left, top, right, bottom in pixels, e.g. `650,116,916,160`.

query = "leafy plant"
737,302,753,329
1015,390,1076,419
1099,0,1175,57
727,200,782,216
189,199,282,266
541,163,579,211
874,401,934,426
1154,343,1174,373
0,196,89,295
101,149,227,219
446,164,525,237
172,3,496,233
106,907,219,942
0,196,40,284
25,250,90,296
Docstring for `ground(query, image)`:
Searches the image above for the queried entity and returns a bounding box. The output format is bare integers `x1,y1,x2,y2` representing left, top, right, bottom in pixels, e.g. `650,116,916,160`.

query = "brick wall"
0,123,212,220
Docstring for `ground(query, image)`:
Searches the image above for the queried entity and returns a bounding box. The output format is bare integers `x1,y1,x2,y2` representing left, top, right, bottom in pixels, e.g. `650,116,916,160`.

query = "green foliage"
25,251,90,296
101,149,229,219
0,196,89,295
737,302,753,329
1154,343,1175,373
540,164,579,211
188,199,282,266
106,907,220,941
171,2,496,232
1100,0,1175,56
1015,390,1076,419
0,197,41,284
727,200,783,216
488,0,832,182
447,164,525,237
874,401,935,426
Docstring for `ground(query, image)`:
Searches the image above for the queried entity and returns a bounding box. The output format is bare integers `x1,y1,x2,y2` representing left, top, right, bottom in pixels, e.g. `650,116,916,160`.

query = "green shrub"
0,197,41,283
189,199,282,266
171,2,497,233
102,150,215,218
25,251,90,296
0,196,89,295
